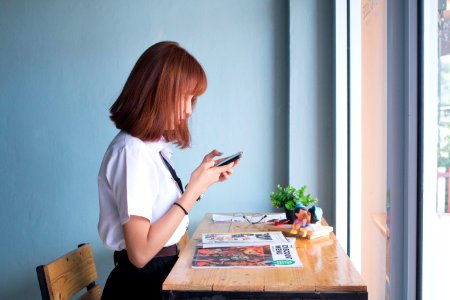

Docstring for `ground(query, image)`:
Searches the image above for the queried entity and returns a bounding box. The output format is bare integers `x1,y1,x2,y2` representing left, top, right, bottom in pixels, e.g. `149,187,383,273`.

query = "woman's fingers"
231,159,240,167
219,173,229,182
202,160,216,169
218,167,233,182
215,164,232,173
188,154,238,197
188,160,227,193
202,149,223,163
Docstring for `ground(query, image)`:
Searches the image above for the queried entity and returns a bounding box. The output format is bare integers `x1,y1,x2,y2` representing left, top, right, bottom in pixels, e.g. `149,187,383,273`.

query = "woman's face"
169,94,194,130
180,94,193,120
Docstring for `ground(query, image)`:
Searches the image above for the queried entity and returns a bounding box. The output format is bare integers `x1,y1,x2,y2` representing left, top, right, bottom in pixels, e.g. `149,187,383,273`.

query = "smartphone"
216,152,242,167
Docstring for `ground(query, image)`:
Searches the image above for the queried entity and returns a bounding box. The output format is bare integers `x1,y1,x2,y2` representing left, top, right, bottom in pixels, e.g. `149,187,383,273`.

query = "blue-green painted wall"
0,1,333,298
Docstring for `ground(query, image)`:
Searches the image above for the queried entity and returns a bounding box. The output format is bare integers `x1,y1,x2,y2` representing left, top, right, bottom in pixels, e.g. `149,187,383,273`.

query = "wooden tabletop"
163,213,367,299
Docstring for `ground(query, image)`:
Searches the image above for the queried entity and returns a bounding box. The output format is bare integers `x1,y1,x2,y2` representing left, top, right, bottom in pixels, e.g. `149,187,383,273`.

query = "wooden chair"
36,243,101,300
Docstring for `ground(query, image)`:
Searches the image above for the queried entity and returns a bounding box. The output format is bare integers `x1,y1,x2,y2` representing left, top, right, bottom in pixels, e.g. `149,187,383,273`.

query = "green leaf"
270,184,319,209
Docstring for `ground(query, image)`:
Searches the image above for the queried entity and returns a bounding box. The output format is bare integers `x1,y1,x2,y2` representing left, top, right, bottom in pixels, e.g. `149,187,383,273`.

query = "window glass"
438,1,450,213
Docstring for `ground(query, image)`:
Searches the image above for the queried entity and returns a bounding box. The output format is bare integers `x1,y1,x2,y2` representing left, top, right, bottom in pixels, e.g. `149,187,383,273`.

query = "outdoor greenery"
270,184,318,210
439,56,450,170
438,53,450,211
438,128,450,169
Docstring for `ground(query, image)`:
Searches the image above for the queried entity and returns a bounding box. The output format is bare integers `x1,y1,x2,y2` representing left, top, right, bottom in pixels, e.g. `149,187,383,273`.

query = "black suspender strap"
159,152,184,193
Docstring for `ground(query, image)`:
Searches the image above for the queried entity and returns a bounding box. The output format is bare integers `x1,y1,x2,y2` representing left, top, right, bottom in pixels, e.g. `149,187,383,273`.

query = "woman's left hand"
201,149,223,163
201,149,240,181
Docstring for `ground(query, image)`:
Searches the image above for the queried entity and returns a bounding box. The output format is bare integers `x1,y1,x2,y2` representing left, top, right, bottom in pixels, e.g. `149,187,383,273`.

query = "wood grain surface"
163,213,367,294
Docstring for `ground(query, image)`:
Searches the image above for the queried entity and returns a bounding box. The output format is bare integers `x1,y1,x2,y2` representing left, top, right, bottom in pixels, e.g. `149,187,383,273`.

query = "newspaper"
192,243,302,268
211,213,286,223
201,231,289,248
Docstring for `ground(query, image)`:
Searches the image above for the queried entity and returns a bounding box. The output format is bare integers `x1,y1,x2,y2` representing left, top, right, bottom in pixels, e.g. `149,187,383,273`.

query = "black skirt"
101,250,178,300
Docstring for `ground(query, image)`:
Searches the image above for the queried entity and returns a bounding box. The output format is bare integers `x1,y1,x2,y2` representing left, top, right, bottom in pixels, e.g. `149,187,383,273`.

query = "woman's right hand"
185,149,237,201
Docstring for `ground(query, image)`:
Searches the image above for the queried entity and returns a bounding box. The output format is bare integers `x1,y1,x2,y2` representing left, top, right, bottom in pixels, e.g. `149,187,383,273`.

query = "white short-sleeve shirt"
97,131,188,251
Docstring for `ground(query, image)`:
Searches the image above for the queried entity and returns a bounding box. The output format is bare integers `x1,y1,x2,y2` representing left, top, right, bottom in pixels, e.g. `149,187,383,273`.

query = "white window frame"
334,0,349,254
348,0,363,272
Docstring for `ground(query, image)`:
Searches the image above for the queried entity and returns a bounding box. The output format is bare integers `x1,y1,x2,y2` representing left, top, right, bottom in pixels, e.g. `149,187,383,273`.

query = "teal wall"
289,0,335,227
0,1,333,298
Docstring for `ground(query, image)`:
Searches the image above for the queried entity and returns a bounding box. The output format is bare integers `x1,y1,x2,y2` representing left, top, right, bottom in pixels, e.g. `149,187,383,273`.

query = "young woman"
97,41,238,299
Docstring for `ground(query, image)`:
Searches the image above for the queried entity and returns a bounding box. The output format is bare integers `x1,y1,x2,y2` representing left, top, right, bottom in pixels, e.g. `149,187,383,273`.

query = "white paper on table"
211,212,286,223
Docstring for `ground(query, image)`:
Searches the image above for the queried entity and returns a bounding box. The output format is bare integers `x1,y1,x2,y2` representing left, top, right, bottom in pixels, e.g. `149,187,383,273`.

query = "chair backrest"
36,243,101,300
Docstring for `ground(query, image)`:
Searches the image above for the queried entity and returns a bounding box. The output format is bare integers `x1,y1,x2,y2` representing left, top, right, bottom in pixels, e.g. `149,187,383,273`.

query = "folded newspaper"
201,231,289,248
192,243,302,268
192,231,302,268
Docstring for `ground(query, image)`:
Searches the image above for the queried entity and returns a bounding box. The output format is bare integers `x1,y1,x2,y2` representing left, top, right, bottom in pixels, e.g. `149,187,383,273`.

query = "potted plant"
270,184,318,223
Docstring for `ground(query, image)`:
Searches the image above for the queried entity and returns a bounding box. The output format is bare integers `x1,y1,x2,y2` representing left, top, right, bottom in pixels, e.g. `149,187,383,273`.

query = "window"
437,1,450,214
422,1,450,298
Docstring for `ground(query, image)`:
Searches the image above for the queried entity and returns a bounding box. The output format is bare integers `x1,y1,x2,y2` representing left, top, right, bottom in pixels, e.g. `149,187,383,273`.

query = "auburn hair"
110,41,207,148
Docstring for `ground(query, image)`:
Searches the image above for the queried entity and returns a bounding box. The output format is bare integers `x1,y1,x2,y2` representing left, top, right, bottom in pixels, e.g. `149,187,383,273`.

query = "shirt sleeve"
110,143,159,224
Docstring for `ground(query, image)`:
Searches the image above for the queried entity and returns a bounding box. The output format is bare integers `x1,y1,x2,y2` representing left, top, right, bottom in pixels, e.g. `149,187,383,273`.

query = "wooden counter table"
163,213,367,300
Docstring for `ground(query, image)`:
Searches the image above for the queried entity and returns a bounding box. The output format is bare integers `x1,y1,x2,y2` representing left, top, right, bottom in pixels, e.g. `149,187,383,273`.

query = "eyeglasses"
232,213,268,224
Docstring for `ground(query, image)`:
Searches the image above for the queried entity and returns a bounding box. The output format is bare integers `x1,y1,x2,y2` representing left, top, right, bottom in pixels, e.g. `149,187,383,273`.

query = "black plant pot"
285,208,296,224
